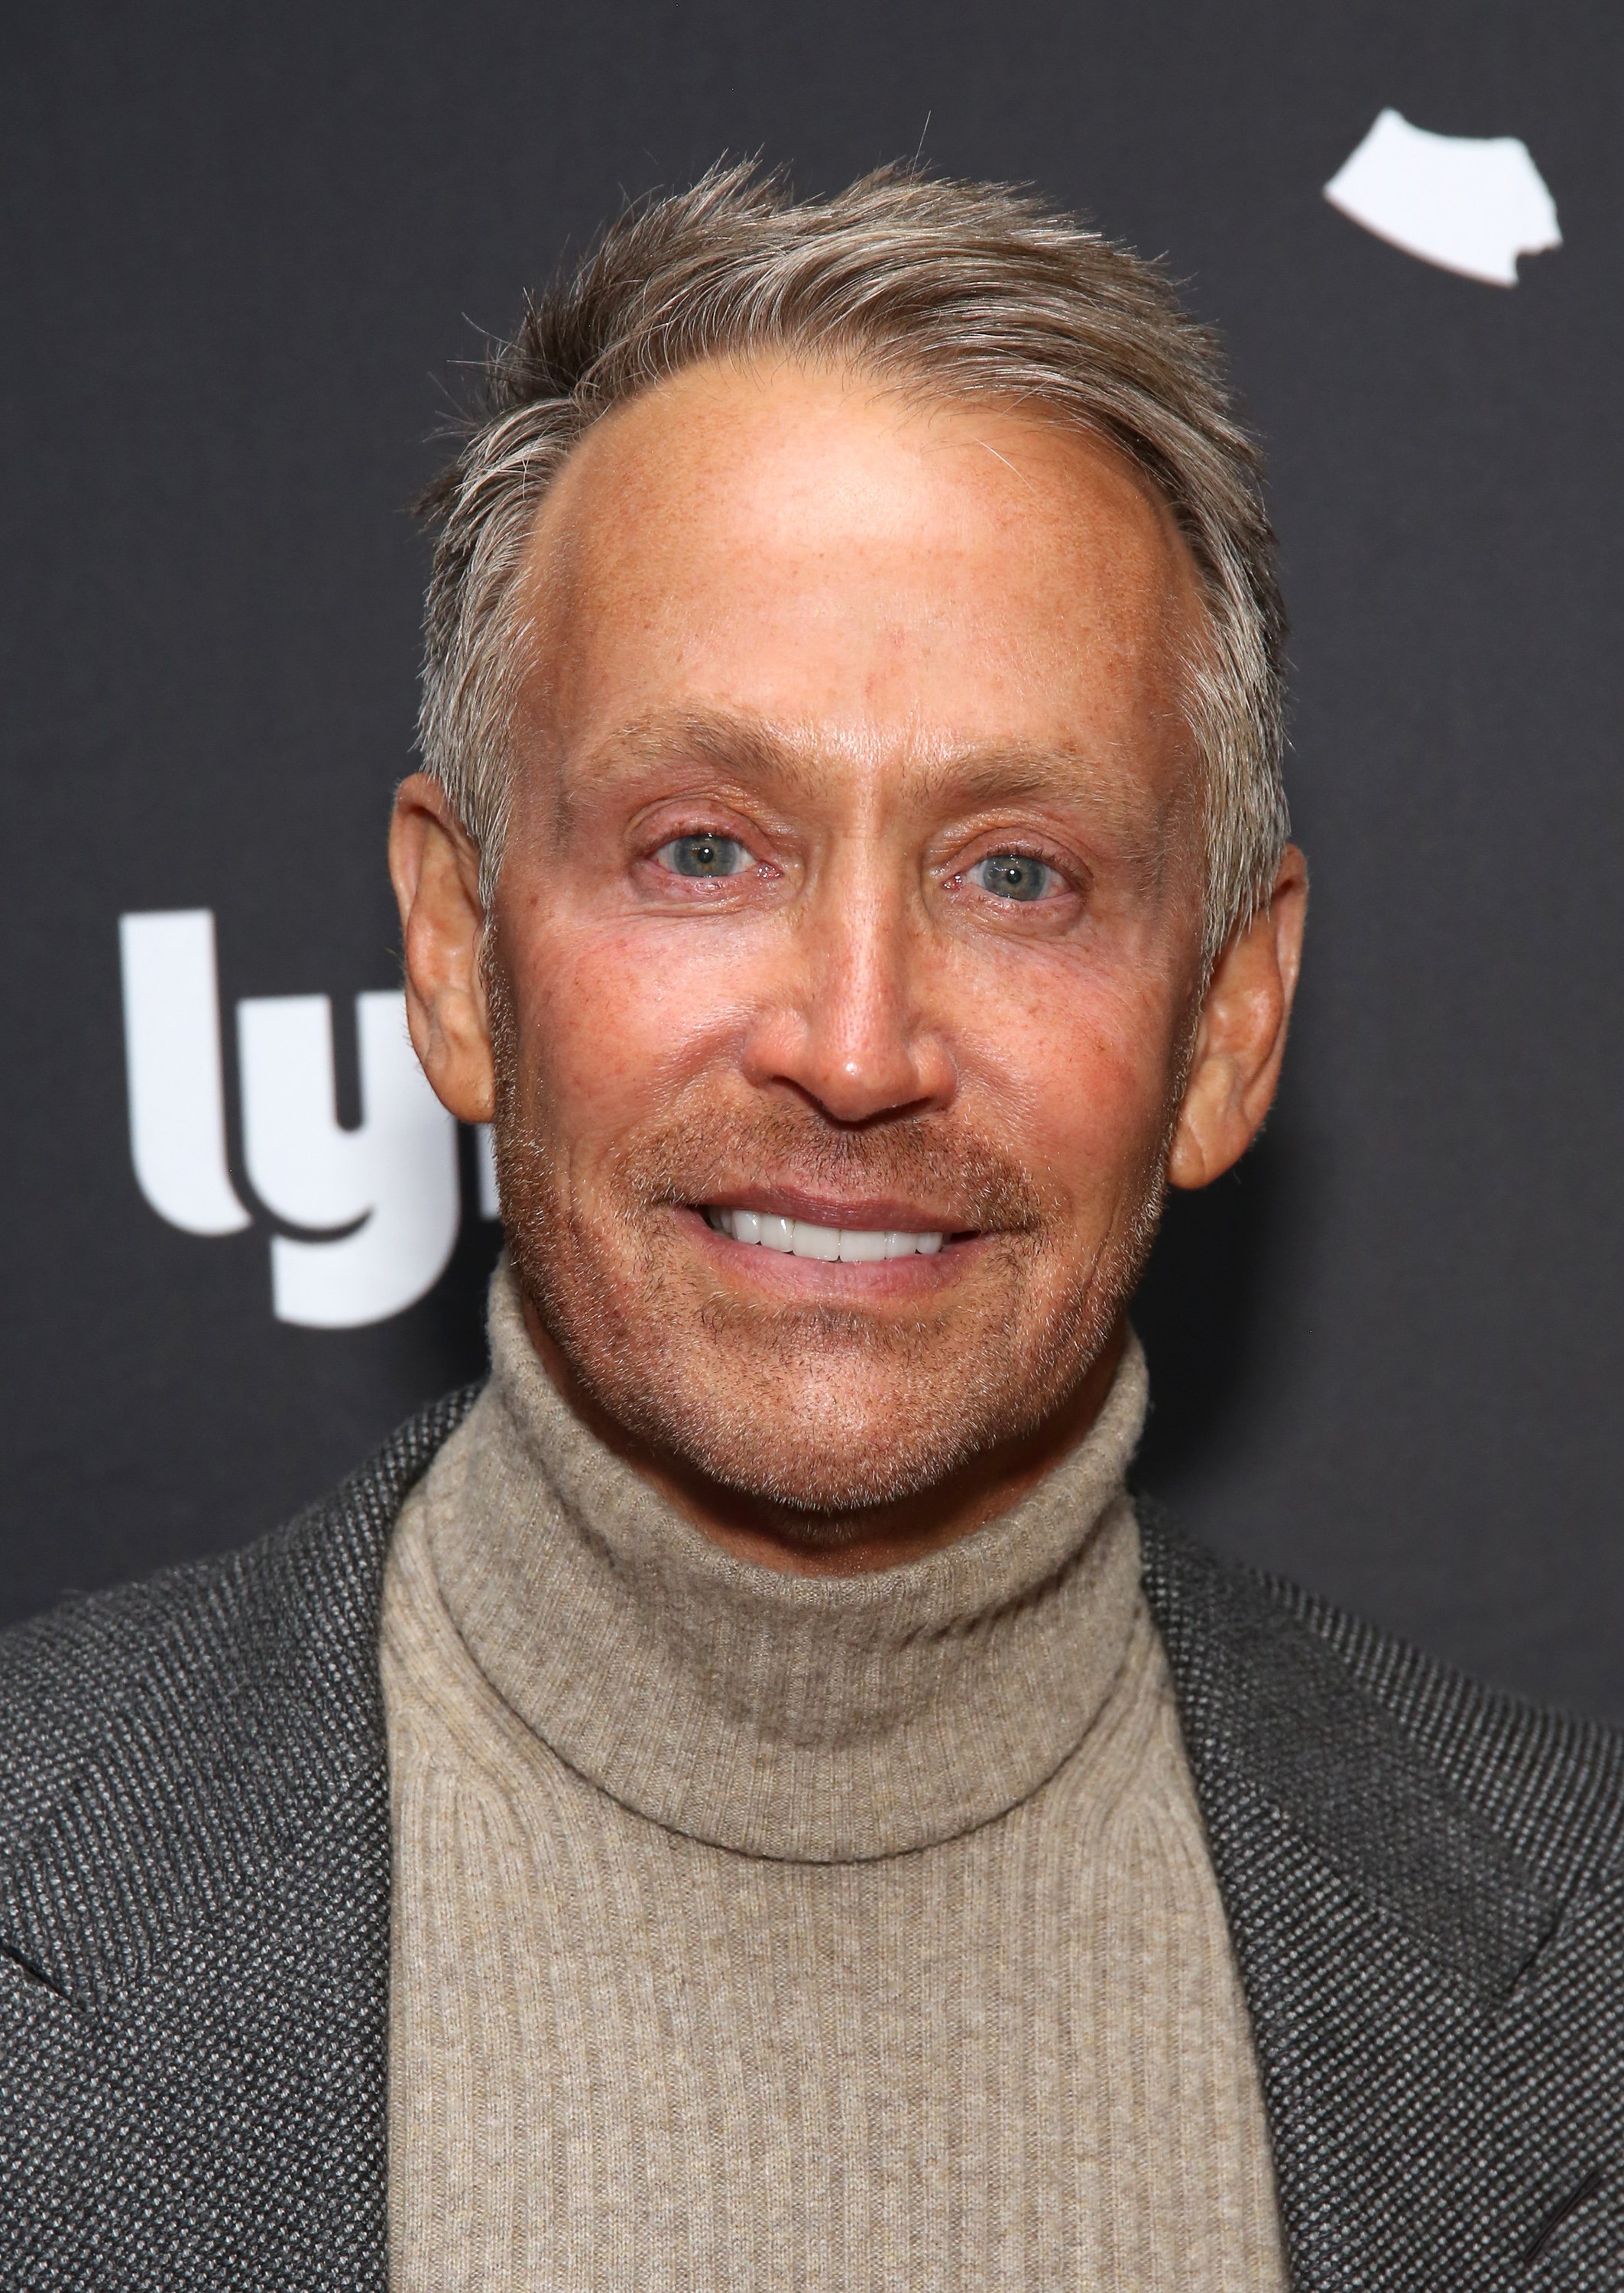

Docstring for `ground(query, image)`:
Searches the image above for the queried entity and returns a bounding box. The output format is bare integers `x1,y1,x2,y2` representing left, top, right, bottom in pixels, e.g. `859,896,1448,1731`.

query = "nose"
741,864,956,1125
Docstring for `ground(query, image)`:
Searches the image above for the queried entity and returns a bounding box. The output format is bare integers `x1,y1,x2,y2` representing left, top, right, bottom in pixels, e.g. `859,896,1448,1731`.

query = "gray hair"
417,163,1289,959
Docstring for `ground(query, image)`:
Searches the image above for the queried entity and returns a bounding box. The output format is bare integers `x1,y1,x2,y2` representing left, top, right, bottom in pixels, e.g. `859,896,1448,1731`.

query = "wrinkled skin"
391,359,1305,1573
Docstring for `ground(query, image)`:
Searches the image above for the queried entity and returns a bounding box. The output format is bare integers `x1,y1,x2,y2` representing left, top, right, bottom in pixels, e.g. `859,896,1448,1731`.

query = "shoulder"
1139,1508,1624,1903
0,1388,479,1869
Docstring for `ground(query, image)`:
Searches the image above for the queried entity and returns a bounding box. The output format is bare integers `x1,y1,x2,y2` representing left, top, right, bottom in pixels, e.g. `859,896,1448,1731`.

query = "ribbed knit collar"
424,1261,1149,1863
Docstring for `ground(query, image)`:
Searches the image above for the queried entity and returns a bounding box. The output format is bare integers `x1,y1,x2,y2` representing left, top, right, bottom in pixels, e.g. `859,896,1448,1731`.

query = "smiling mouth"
702,1206,952,1262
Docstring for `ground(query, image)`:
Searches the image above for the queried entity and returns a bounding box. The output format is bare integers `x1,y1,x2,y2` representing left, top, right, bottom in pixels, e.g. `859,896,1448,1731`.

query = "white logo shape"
120,910,251,1237
1324,109,1561,287
238,989,460,1328
121,909,494,1328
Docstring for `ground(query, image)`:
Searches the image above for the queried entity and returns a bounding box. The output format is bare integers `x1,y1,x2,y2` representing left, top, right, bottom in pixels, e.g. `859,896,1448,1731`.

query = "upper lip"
690,1185,979,1234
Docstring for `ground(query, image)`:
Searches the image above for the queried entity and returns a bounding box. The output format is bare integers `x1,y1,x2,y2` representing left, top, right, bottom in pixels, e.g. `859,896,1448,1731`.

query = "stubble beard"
488,978,1172,1525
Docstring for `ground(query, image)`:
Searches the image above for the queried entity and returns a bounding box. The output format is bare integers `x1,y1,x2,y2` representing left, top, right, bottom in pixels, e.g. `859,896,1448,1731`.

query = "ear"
388,773,496,1126
1167,845,1308,1191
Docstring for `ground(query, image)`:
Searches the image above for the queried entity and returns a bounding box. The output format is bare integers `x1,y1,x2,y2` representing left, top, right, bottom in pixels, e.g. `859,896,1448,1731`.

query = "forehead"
512,356,1204,804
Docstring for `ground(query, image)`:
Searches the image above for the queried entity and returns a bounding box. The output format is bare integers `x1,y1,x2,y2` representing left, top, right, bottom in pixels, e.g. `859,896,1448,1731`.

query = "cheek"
507,915,750,1145
961,959,1183,1209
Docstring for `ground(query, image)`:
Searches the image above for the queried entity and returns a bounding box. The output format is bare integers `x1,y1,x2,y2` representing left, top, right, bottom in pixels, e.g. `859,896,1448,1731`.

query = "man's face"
486,358,1211,1514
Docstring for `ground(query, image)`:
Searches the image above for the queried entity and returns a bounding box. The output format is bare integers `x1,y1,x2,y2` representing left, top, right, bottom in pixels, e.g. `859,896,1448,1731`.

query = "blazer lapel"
0,1390,473,2291
1143,1516,1624,2290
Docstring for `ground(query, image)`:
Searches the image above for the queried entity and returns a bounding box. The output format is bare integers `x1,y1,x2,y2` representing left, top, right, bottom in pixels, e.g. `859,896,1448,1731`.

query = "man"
2,164,1621,2292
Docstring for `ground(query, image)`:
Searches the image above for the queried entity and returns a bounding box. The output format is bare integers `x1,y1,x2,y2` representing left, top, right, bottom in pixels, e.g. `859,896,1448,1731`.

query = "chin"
674,1412,979,1516
573,1332,1062,1516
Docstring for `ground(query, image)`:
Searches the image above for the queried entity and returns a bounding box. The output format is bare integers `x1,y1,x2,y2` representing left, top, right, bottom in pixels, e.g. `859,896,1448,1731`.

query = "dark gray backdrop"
7,0,1623,1714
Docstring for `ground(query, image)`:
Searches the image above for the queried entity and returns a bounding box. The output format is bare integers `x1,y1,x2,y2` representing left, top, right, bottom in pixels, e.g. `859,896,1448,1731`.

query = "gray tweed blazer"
2,1391,1622,2289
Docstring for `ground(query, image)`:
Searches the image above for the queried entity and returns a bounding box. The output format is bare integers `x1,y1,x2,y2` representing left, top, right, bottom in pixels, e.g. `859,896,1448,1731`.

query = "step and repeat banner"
6,0,1622,1713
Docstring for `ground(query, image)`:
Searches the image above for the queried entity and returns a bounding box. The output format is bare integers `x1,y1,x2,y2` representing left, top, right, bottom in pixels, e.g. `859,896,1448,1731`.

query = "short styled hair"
417,163,1289,958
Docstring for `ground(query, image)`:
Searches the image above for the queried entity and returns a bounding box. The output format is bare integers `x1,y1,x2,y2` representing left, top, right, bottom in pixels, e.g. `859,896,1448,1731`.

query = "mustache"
608,1102,1052,1234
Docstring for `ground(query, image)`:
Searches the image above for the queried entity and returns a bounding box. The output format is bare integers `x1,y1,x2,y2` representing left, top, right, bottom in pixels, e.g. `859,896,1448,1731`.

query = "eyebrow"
564,707,1151,820
571,710,806,803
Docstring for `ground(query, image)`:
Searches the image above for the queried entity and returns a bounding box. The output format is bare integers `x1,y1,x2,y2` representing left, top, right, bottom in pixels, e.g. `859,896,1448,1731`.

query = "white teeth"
710,1209,947,1260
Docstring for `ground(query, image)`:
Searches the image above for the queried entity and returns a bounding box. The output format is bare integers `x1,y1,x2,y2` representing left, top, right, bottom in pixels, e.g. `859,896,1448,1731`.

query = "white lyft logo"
1325,109,1561,286
119,910,497,1329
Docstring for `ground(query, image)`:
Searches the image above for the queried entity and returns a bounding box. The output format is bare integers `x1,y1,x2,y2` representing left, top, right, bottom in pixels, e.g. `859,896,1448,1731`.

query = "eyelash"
644,824,766,884
953,842,1076,890
639,825,1079,903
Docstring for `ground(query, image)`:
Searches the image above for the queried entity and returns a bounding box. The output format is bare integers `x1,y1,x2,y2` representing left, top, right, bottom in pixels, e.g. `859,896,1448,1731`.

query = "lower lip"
677,1207,983,1295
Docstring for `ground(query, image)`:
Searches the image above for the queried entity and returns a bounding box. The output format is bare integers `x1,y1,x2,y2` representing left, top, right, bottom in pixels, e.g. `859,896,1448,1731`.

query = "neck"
518,1289,1129,1578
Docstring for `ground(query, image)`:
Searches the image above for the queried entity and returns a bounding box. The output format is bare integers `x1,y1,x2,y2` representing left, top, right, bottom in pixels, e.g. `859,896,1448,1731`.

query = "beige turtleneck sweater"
381,1266,1285,2289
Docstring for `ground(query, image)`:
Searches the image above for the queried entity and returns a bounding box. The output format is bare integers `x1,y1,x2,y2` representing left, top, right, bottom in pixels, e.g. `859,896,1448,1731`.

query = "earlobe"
388,774,498,1126
1166,845,1308,1192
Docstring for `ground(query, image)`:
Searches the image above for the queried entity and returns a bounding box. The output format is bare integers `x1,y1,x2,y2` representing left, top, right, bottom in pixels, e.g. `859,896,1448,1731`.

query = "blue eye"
658,833,750,878
971,853,1057,902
